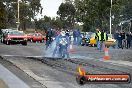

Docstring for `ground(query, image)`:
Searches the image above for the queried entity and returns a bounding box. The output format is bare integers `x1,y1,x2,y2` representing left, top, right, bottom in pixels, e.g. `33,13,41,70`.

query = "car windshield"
35,33,41,36
9,31,24,35
90,33,96,38
28,33,34,36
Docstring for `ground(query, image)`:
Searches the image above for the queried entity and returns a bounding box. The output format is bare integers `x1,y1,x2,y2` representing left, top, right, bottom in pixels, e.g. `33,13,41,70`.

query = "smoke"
43,36,61,58
44,40,56,57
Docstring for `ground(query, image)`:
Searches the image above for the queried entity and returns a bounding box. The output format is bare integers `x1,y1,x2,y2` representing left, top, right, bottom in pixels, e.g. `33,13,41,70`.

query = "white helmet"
60,31,65,36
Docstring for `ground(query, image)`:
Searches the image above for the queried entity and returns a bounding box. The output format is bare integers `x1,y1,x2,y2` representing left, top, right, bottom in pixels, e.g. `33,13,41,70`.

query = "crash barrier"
103,47,110,60
76,67,131,85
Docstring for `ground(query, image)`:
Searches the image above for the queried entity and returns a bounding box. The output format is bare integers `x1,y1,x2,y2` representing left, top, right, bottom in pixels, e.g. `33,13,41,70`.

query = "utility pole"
110,0,112,34
16,0,20,31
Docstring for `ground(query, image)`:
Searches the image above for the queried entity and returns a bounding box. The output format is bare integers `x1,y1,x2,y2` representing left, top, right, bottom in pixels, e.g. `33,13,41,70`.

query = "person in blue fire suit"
52,30,70,58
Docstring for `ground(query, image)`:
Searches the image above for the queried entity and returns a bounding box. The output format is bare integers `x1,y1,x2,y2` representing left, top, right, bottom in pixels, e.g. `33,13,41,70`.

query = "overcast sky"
37,0,62,18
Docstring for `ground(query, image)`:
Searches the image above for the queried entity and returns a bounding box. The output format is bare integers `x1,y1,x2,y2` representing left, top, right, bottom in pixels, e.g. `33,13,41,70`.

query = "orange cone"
103,47,110,60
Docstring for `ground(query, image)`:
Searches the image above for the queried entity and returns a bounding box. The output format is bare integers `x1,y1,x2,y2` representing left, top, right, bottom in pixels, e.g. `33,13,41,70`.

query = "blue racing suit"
58,35,70,58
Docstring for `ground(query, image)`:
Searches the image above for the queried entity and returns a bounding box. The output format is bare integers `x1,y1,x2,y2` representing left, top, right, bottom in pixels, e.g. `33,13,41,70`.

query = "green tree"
74,0,124,32
57,2,76,28
0,1,7,29
1,0,42,30
51,17,63,29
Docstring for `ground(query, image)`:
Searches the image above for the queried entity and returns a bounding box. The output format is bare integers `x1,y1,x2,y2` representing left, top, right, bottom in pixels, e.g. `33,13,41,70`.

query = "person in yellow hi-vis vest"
98,29,108,52
95,28,101,50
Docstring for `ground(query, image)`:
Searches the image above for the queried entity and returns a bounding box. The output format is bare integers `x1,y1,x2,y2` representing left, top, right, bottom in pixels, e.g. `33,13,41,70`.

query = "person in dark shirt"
130,32,132,48
121,31,125,39
118,32,123,49
114,31,119,48
46,28,53,49
126,32,132,49
121,31,126,49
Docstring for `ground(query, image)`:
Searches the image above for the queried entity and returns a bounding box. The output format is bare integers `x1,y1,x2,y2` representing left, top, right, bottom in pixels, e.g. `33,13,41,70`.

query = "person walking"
114,30,119,49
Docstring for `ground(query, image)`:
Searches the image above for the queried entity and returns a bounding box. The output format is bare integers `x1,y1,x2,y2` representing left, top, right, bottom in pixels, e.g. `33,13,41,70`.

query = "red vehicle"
27,33,34,41
3,30,27,45
27,33,45,43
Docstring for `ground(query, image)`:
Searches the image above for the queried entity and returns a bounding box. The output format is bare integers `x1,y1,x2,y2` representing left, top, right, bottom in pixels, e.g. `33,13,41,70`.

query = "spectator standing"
121,31,126,49
130,32,132,48
95,28,101,50
126,32,132,49
73,29,81,45
46,28,53,49
98,29,108,52
114,30,119,48
118,32,123,49
73,29,76,45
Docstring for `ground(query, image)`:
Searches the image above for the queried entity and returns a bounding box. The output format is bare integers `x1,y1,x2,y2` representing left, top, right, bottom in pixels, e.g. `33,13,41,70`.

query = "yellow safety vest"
97,31,101,41
104,32,107,41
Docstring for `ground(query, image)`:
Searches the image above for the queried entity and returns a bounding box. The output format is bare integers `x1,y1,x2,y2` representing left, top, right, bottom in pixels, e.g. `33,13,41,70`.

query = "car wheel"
22,42,27,46
31,39,33,42
76,76,86,85
41,39,44,43
81,44,84,46
6,40,10,45
86,44,89,46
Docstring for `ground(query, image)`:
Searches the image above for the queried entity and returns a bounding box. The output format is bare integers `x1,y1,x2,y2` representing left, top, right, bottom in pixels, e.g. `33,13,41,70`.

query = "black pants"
127,40,131,49
46,37,52,49
118,40,123,49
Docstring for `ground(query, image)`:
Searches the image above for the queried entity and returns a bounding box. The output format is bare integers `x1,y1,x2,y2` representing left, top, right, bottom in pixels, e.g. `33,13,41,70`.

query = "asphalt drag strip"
1,56,132,88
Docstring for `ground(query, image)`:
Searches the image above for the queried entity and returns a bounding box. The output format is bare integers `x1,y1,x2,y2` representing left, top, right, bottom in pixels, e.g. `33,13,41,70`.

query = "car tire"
31,39,33,42
6,40,10,45
86,44,89,46
81,44,84,46
22,42,27,46
76,76,86,85
41,39,44,43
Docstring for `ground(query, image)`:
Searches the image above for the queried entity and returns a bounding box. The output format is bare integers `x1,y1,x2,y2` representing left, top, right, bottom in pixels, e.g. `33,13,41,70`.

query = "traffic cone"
103,47,110,60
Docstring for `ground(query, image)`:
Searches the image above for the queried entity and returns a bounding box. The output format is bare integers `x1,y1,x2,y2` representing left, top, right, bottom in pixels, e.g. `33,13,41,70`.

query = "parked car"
3,30,27,45
104,34,116,47
80,32,91,46
0,29,13,43
27,33,44,43
27,33,34,42
81,37,90,46
80,32,94,46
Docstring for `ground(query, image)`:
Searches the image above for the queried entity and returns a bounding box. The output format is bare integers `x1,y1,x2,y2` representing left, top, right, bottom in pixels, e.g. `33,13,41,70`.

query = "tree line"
0,0,132,32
